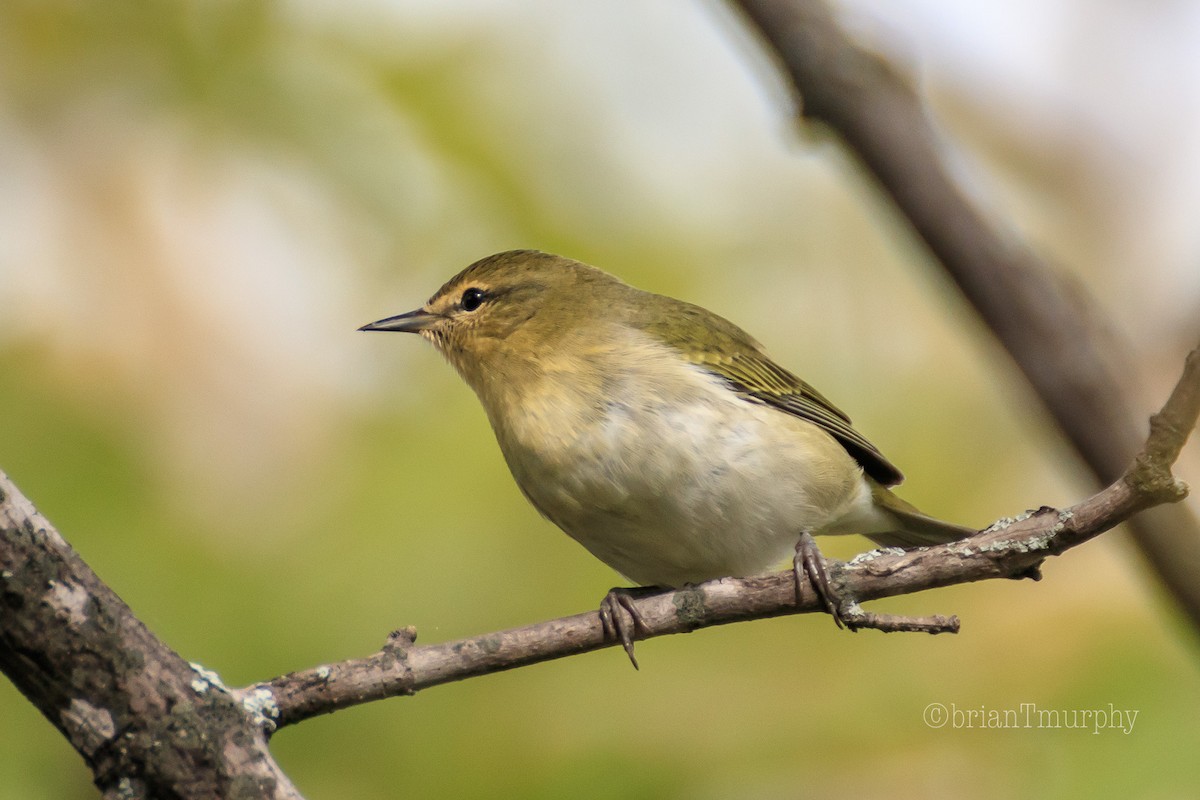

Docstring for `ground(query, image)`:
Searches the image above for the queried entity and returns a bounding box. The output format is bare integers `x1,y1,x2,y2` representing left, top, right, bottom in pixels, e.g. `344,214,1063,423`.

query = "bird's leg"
794,536,961,633
599,586,660,669
793,532,851,630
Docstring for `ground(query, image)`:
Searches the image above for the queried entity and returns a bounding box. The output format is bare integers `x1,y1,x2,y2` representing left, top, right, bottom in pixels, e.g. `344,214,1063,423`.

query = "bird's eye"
460,287,487,312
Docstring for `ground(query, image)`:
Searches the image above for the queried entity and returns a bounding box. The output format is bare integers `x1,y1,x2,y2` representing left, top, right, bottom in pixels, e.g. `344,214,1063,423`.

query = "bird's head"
360,249,628,389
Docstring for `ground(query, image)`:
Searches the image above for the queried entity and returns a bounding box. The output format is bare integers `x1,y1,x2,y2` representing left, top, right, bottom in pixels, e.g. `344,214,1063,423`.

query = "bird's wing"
692,349,905,487
634,294,904,486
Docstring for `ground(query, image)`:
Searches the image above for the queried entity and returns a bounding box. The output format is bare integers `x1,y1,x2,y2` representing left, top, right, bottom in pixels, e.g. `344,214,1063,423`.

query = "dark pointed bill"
358,309,440,333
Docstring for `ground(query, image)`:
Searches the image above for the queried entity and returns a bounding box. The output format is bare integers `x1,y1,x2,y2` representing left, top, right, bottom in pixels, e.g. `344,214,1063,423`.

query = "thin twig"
838,603,960,635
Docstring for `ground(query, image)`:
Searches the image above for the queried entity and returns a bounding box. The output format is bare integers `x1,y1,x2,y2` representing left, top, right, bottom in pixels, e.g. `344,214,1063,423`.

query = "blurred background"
2,0,1198,797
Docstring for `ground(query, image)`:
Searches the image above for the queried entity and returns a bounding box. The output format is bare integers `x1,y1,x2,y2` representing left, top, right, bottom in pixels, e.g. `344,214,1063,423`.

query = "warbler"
361,250,975,659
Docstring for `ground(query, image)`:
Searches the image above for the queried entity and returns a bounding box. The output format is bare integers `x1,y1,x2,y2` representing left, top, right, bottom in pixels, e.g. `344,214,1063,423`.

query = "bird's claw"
793,532,852,630
599,587,653,669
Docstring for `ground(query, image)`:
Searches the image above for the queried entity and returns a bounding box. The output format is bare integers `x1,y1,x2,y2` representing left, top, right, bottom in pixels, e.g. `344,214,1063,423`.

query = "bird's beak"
358,309,440,333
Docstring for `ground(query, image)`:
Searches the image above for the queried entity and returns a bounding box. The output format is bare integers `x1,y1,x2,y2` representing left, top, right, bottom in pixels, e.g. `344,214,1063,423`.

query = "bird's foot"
599,586,659,669
793,532,851,630
795,535,961,635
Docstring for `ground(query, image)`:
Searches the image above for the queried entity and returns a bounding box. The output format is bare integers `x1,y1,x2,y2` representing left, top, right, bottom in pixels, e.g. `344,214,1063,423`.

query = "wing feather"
635,294,904,486
692,350,904,487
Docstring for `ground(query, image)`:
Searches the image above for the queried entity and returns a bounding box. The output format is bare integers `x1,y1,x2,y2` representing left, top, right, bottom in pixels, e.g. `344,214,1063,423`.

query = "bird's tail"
864,484,977,548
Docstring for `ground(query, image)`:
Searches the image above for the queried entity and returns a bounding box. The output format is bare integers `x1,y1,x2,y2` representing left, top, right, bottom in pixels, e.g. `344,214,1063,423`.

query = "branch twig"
243,344,1198,730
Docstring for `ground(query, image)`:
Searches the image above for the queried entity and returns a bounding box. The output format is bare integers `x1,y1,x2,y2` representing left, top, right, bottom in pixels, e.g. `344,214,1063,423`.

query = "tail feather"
866,484,977,548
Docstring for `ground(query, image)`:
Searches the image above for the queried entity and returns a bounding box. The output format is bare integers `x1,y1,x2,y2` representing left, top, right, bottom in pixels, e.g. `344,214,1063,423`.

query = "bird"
361,250,976,664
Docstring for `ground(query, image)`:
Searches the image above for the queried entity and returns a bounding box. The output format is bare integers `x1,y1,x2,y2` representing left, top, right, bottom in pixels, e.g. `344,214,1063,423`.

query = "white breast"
492,333,873,587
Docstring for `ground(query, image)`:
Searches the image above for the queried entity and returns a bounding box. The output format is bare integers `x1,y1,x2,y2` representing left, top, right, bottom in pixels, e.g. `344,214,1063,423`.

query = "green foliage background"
1,2,1196,797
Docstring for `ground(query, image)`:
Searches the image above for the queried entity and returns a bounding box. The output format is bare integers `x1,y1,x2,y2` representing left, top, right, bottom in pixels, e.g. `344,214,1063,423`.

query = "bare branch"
248,344,1198,730
729,0,1200,630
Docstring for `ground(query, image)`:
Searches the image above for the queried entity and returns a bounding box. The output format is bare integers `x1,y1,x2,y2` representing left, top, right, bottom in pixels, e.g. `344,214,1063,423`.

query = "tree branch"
729,0,1200,632
3,346,1193,791
0,477,304,799
244,344,1198,730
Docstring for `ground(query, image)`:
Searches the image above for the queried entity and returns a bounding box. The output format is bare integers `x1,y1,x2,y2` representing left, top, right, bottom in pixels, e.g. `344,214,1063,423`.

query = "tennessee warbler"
361,250,975,661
